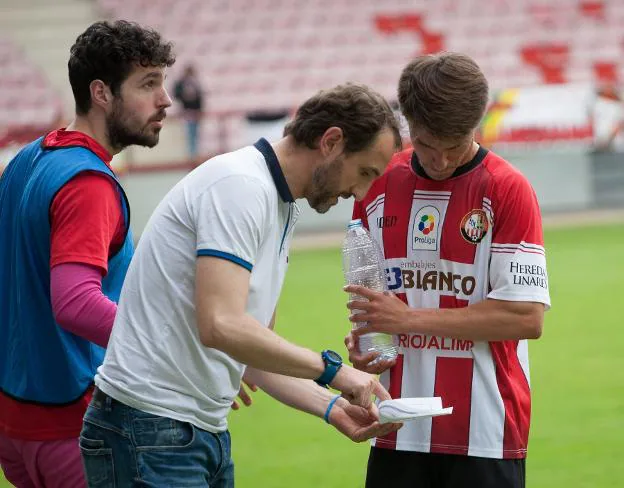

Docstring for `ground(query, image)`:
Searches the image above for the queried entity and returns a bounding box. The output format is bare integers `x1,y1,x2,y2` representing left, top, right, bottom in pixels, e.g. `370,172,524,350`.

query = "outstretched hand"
329,396,402,443
231,380,258,410
329,364,391,419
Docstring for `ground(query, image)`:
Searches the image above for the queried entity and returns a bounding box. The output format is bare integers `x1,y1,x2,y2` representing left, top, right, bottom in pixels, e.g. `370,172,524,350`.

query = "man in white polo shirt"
80,83,404,487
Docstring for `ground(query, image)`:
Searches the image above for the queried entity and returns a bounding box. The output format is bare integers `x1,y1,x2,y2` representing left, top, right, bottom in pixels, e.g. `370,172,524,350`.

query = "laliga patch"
412,205,440,251
460,209,489,244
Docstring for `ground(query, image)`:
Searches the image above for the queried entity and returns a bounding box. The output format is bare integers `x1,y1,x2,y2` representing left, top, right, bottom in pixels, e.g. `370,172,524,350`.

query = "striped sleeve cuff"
197,249,253,271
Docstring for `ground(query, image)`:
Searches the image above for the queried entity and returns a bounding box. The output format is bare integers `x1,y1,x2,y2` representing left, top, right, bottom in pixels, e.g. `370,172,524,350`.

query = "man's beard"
106,101,164,151
307,157,344,214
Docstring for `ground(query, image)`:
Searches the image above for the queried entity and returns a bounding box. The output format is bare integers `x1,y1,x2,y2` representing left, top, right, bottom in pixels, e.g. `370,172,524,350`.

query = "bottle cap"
347,219,363,229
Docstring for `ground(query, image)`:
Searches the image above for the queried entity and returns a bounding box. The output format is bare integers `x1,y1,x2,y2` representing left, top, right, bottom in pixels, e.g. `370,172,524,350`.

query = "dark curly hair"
69,20,176,115
283,83,402,154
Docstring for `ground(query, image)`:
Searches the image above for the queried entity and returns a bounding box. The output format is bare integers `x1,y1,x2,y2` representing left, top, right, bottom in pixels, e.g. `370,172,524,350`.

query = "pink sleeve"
50,262,117,347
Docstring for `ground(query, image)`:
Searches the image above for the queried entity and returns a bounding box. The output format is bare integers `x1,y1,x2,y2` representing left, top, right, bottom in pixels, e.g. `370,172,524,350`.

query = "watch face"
324,350,342,365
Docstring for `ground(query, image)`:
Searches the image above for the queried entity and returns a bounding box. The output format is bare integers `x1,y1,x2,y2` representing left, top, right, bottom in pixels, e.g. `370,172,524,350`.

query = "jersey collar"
411,145,488,180
42,129,113,166
254,138,294,203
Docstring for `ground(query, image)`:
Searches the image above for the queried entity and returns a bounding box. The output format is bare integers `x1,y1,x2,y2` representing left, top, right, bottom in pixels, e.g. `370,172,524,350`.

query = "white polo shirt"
95,138,299,433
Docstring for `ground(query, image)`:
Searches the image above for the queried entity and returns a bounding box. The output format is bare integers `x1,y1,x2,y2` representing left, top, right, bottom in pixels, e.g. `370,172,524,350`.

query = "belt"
92,387,108,403
91,386,118,409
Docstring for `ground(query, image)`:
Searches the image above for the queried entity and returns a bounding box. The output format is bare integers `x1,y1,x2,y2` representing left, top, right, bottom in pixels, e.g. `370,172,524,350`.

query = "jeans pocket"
134,425,212,487
79,435,116,488
132,416,195,450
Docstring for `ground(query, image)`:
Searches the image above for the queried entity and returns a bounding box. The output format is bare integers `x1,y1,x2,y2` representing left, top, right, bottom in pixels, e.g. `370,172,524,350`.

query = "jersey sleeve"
352,200,370,230
50,172,123,273
194,175,271,271
487,172,551,308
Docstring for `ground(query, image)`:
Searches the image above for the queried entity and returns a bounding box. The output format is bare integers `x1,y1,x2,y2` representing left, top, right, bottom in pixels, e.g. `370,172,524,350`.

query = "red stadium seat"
3,0,623,134
593,61,619,84
520,43,570,84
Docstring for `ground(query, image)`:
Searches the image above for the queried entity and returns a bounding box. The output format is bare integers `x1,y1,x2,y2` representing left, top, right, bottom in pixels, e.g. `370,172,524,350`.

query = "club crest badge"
460,209,489,244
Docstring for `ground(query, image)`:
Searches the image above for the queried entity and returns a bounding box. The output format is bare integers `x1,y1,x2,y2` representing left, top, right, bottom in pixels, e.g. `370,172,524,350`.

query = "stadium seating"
0,36,61,131
93,0,623,106
91,0,623,154
1,0,623,153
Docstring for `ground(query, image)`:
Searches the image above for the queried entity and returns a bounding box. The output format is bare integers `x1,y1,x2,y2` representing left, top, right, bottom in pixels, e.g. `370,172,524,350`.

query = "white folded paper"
378,397,453,424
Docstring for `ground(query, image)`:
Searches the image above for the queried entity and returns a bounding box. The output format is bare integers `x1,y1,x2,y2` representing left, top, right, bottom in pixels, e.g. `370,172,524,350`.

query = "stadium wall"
121,146,622,238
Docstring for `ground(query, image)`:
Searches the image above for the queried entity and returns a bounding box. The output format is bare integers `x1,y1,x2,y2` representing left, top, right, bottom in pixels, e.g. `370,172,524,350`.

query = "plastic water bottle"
342,219,398,363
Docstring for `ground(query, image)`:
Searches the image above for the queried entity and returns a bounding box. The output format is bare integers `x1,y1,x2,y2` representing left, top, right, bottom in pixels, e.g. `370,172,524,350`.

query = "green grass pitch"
1,223,622,487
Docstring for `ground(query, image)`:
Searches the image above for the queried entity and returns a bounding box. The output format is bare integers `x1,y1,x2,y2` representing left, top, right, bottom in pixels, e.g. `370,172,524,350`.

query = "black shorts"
366,447,526,488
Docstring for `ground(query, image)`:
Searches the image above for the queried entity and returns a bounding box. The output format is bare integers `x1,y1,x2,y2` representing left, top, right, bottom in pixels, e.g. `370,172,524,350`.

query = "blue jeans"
80,388,234,487
186,119,199,158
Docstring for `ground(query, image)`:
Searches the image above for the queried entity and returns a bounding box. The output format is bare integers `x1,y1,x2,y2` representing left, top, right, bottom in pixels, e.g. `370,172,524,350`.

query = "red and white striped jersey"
353,147,550,459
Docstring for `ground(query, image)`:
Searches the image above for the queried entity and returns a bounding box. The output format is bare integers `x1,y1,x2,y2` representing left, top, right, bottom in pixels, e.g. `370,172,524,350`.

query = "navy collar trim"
411,145,488,180
254,138,294,202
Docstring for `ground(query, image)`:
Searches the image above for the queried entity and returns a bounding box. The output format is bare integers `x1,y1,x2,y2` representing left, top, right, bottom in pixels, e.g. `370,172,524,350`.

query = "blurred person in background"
80,83,403,487
0,20,175,488
344,52,551,488
174,64,205,159
590,82,624,153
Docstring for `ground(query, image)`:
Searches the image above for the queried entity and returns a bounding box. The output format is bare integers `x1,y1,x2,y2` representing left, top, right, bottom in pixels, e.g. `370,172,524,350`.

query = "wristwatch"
315,349,343,387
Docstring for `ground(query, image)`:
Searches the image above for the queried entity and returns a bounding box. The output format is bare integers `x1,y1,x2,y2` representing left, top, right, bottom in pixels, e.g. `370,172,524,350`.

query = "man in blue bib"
0,20,175,487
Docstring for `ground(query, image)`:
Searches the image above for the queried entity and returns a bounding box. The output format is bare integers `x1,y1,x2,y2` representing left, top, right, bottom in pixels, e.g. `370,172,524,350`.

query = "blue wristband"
324,394,341,424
